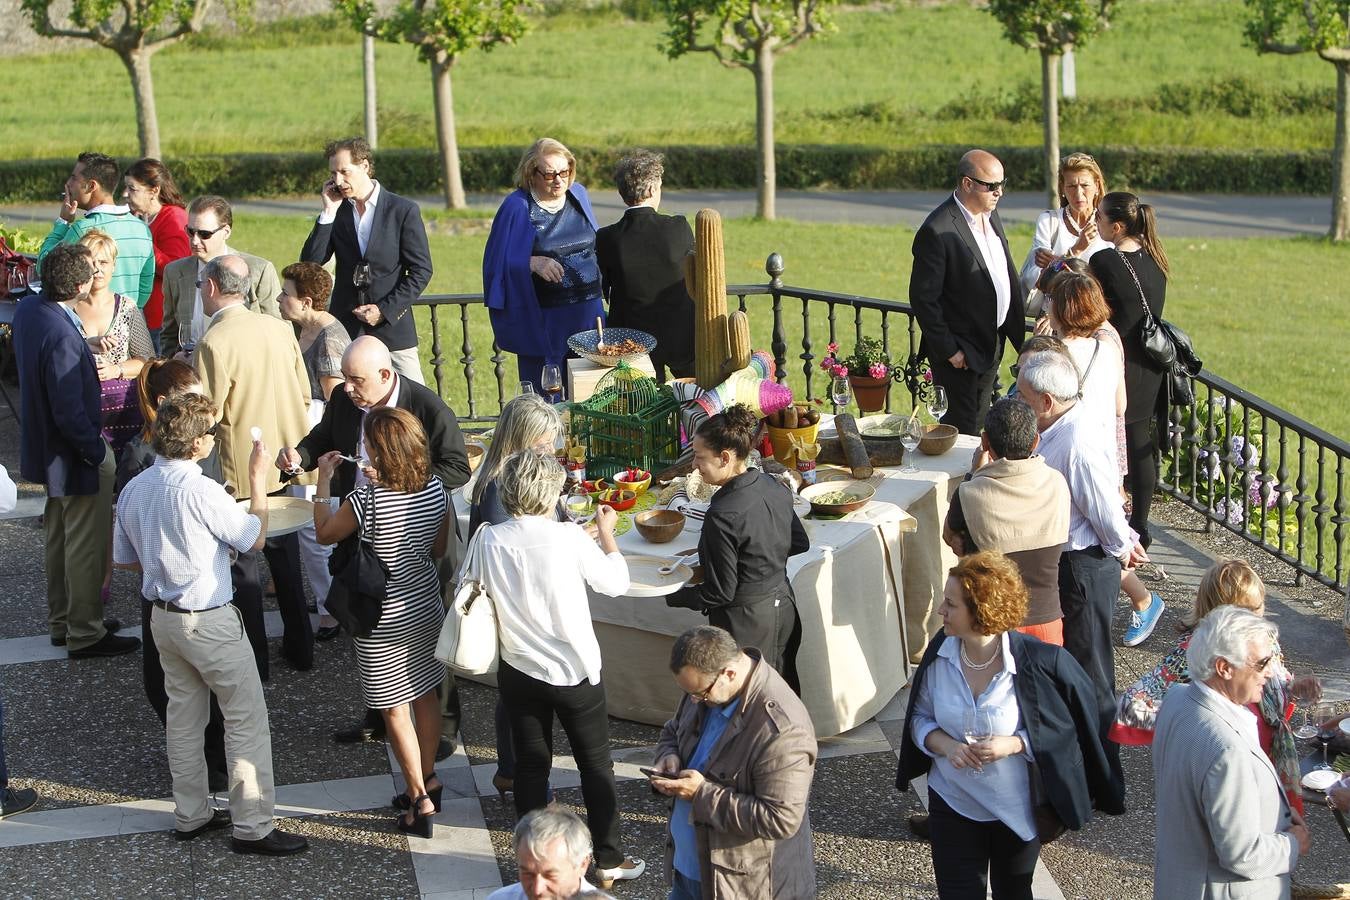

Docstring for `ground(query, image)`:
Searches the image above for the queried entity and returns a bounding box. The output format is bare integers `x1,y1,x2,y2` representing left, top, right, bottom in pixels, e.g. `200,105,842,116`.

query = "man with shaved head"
910,149,1026,435
278,334,470,751
195,253,316,678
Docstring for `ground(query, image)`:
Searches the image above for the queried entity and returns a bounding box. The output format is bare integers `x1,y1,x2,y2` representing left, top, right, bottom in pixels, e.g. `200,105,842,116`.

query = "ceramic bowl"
612,470,652,496
918,423,959,456
466,442,486,473
596,488,637,511
566,327,657,367
634,509,686,543
799,480,876,516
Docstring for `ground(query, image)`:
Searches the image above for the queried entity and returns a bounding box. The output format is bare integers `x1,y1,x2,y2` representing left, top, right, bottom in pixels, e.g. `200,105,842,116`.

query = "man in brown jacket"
650,626,817,899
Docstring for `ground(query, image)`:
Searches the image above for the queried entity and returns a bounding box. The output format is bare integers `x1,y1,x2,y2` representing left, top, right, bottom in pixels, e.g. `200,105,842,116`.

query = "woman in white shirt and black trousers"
477,448,647,889
896,552,1125,899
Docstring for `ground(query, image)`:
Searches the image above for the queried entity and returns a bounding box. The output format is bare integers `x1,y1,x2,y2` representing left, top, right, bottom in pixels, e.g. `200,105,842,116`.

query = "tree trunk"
752,51,776,221
1041,50,1061,211
363,32,378,149
429,49,466,210
121,47,161,159
1331,61,1349,242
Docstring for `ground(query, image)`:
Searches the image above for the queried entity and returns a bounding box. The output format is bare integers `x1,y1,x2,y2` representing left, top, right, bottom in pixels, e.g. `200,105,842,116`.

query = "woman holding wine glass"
897,552,1124,899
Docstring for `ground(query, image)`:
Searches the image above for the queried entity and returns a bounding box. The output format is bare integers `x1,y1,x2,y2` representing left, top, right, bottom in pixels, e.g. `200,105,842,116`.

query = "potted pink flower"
819,337,896,412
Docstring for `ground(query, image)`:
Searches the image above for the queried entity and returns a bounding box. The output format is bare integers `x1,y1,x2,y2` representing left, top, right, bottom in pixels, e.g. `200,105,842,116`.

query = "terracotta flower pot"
848,374,890,413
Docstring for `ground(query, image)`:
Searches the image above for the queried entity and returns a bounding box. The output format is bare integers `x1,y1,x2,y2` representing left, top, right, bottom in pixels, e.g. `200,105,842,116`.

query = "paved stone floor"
1,429,1347,897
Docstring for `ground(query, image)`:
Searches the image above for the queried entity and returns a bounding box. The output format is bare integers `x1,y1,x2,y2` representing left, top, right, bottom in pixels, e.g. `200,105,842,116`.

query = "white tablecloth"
452,433,977,737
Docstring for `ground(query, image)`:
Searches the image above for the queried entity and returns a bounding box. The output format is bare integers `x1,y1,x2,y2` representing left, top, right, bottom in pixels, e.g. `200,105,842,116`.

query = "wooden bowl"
634,509,686,543
612,470,652,496
918,423,959,456
799,480,876,516
596,488,637,511
466,442,486,473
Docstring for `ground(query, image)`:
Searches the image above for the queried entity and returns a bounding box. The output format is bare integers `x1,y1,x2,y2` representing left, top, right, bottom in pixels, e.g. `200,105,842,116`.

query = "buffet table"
452,431,976,737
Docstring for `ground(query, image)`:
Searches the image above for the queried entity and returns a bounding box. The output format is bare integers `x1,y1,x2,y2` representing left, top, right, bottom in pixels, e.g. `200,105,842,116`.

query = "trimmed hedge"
0,145,1333,204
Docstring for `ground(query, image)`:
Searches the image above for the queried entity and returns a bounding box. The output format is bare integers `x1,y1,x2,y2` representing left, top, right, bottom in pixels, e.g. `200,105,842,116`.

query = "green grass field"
225,213,1350,440
2,0,1335,160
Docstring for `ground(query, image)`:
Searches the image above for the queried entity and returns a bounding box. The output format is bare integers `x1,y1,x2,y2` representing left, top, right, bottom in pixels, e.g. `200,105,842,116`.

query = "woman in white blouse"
898,552,1125,899
1020,153,1114,306
476,449,646,888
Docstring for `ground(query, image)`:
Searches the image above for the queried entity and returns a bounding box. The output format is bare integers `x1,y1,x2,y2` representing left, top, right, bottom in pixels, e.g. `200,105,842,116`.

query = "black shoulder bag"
325,486,390,637
1118,253,1203,406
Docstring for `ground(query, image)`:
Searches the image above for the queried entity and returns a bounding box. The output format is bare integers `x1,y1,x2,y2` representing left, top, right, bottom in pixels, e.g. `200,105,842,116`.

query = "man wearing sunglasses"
160,195,282,359
648,626,817,899
910,149,1026,436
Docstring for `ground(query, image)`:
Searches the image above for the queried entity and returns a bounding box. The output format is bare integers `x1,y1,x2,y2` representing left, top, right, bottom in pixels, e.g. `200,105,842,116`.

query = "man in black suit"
595,151,695,382
909,149,1026,435
277,336,470,753
300,137,433,384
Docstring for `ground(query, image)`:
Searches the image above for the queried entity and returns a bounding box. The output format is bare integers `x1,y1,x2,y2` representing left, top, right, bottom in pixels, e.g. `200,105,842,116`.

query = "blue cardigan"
482,184,600,359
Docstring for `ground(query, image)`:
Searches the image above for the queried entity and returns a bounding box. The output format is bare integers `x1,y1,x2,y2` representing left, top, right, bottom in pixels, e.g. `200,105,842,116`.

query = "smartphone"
638,767,667,780
324,179,343,201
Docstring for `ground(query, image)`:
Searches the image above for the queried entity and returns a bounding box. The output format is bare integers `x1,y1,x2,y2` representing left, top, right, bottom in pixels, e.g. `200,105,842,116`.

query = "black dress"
1089,248,1167,425
669,469,810,691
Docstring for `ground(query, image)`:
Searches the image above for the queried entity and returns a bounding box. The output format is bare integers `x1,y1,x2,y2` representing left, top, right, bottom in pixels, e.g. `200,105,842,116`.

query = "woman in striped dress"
313,406,450,838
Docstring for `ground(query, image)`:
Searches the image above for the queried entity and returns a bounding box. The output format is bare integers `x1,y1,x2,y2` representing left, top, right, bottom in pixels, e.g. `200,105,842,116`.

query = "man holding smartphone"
650,626,817,899
300,138,433,384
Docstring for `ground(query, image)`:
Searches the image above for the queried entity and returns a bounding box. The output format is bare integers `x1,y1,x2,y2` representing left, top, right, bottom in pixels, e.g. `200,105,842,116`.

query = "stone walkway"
1,434,1347,896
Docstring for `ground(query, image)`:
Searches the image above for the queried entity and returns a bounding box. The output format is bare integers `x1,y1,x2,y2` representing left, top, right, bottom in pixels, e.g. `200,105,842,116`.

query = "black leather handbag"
325,486,389,638
1119,254,1203,406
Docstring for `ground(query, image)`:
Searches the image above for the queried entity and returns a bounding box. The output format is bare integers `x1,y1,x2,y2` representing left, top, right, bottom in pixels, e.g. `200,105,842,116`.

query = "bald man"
910,149,1026,435
279,335,470,750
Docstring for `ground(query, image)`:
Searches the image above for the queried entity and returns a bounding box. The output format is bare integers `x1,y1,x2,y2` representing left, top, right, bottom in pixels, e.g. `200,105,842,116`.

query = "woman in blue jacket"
482,138,604,393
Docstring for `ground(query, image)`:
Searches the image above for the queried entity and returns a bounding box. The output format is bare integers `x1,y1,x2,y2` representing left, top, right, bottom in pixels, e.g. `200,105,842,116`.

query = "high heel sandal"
393,772,443,812
491,774,513,803
395,794,434,839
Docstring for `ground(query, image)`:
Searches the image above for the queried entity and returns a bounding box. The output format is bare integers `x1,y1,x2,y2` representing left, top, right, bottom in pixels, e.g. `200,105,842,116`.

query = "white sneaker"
595,856,646,888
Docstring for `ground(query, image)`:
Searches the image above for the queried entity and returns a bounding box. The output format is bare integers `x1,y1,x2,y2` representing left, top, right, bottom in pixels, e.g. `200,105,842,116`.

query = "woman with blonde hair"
1111,558,1321,814
898,551,1124,899
482,137,604,392
1020,152,1113,302
70,229,154,453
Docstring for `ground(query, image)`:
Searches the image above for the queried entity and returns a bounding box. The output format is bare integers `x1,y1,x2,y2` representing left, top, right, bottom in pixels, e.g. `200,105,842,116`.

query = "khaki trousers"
152,603,276,839
44,445,114,650
387,347,425,385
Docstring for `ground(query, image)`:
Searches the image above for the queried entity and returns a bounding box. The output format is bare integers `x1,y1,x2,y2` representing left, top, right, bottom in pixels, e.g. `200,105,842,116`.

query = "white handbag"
435,525,500,675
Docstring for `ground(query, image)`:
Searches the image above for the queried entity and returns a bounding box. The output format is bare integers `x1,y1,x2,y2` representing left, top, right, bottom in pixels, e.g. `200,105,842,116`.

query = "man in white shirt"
114,392,307,856
910,149,1026,435
487,807,607,900
1152,606,1307,898
1016,347,1146,721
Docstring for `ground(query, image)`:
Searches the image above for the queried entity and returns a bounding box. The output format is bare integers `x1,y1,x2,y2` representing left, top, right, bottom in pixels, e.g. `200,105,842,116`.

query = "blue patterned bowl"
567,327,657,367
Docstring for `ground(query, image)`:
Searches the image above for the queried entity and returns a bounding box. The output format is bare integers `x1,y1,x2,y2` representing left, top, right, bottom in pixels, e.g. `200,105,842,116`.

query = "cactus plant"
727,309,750,373
689,208,730,389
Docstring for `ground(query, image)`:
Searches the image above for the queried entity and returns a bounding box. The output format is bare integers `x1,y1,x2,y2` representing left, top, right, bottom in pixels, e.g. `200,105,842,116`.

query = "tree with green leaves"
1245,0,1350,241
336,0,529,209
20,0,232,159
986,0,1114,209
661,0,837,220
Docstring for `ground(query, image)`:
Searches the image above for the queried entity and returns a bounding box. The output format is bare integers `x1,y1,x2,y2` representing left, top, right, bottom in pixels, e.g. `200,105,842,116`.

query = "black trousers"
928,789,1039,900
231,534,313,680
708,598,802,696
1057,547,1120,719
930,356,999,437
497,660,623,869
1124,417,1157,548
140,600,228,792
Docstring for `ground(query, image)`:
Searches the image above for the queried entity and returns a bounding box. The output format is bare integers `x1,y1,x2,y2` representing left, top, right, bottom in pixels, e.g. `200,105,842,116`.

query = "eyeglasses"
1250,653,1275,673
967,176,1007,193
535,168,571,182
688,671,723,702
185,225,226,241
203,422,221,438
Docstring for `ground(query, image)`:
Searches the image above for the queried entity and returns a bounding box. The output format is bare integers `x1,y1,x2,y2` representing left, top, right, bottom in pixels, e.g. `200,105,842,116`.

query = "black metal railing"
413,256,1348,600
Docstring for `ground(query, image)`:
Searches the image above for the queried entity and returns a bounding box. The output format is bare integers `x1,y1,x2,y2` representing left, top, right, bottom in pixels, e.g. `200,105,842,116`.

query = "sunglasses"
185,225,226,241
967,176,1007,192
1250,653,1275,673
535,168,571,182
203,421,221,437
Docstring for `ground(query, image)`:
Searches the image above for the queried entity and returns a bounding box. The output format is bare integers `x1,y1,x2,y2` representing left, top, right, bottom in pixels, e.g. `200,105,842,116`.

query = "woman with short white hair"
478,449,645,888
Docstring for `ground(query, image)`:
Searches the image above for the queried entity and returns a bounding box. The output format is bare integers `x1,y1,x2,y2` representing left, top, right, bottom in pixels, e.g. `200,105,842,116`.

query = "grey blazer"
1152,682,1299,900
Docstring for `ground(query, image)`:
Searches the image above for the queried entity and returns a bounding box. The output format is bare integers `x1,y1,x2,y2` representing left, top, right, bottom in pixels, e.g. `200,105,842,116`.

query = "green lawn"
1,0,1335,160
227,212,1350,440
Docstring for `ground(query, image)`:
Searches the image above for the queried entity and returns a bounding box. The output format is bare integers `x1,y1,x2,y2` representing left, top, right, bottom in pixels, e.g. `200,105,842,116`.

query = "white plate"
237,496,313,538
1339,716,1350,735
624,554,693,597
1302,768,1340,792
792,493,812,518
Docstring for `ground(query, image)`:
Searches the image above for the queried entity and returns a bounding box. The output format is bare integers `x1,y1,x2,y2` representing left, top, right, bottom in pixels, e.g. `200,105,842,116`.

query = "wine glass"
541,363,564,404
899,417,924,473
519,380,535,396
1293,699,1319,741
1314,704,1339,771
829,376,851,411
352,262,373,305
927,386,948,423
962,707,993,777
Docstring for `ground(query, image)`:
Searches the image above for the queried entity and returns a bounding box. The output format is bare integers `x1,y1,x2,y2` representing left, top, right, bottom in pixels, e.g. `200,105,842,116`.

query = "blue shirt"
529,196,602,308
910,634,1037,841
671,697,741,881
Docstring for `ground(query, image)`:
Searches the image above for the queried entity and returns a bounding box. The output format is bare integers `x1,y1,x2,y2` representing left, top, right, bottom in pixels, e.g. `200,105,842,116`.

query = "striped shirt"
114,457,261,610
38,205,155,307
